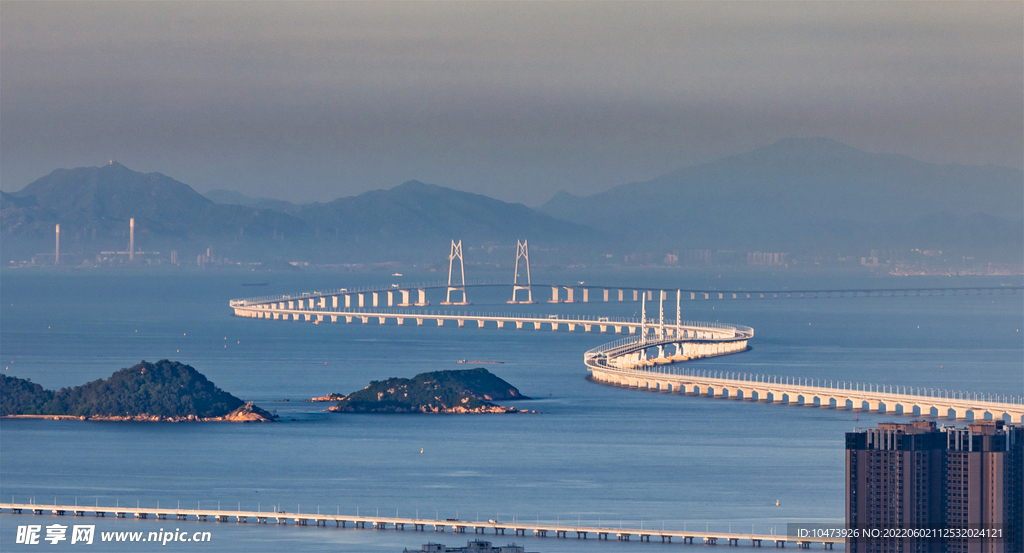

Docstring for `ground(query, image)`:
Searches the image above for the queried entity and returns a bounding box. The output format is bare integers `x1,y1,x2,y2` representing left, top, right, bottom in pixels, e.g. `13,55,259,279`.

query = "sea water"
1,268,1021,552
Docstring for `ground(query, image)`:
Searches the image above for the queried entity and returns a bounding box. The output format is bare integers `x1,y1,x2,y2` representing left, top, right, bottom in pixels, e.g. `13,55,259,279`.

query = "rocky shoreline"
308,393,344,402
2,402,277,422
328,403,535,414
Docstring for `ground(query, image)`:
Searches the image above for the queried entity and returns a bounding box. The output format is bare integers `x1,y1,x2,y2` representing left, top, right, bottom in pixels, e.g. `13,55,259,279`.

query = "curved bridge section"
230,298,751,338
585,340,1024,423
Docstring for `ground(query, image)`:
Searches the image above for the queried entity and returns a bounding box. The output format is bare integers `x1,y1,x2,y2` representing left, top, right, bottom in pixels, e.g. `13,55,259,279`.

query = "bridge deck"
231,282,1021,308
0,503,838,547
586,336,1024,422
232,304,752,340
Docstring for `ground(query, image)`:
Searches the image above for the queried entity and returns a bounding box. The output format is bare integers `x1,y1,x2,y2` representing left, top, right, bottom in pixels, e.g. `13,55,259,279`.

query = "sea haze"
1,269,1021,552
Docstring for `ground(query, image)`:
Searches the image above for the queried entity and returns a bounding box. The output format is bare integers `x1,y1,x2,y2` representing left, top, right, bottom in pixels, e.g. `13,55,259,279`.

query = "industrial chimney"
129,218,135,261
55,224,60,265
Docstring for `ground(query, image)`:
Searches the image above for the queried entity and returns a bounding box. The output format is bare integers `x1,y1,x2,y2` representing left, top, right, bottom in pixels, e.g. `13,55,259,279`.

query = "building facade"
846,421,1022,553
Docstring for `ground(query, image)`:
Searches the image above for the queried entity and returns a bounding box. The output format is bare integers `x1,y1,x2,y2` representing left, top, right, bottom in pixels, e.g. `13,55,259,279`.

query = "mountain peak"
392,180,434,192
102,160,130,171
753,136,869,159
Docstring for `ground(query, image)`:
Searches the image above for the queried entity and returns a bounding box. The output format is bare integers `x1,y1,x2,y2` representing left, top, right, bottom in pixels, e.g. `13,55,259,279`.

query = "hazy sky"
2,1,1021,206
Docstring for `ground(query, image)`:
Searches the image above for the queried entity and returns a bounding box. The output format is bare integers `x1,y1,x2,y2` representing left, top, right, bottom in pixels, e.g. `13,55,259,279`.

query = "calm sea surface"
2,268,1021,552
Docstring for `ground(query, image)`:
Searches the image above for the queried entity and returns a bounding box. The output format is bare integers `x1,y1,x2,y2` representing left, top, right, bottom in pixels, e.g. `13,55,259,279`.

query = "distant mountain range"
1,162,595,263
2,138,1020,265
538,138,1022,261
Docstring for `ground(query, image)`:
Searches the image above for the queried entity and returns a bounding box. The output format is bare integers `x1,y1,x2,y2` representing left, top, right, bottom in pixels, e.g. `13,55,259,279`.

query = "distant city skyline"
2,2,1021,206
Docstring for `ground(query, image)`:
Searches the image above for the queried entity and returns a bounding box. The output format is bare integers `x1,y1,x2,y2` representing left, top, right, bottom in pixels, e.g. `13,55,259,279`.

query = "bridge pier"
565,287,576,302
415,289,428,306
398,290,412,306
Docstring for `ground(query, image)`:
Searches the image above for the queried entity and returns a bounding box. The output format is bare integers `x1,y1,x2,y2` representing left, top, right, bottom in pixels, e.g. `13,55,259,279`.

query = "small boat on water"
457,359,504,364
242,282,270,286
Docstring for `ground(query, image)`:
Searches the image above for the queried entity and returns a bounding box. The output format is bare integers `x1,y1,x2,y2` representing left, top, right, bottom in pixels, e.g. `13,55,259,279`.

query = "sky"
1,1,1021,206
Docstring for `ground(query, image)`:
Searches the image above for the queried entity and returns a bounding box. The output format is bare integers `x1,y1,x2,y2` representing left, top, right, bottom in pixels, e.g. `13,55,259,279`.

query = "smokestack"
55,224,60,265
129,218,135,261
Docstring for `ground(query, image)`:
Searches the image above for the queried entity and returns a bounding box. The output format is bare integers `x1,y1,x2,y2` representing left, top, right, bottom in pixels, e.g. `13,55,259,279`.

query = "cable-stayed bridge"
230,239,1020,423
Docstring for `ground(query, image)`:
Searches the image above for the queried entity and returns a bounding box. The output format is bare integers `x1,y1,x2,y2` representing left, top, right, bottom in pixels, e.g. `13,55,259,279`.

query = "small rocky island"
328,368,533,414
0,360,277,422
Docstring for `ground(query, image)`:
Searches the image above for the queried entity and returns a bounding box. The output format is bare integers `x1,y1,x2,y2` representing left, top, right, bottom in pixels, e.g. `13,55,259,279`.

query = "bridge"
584,335,1024,423
229,239,1020,423
1,502,839,548
230,302,749,339
232,239,1019,309
231,280,1021,310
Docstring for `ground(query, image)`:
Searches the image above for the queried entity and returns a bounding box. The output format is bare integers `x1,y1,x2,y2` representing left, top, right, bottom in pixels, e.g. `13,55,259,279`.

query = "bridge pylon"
508,240,536,304
640,294,647,340
659,291,665,338
441,240,470,306
676,290,682,336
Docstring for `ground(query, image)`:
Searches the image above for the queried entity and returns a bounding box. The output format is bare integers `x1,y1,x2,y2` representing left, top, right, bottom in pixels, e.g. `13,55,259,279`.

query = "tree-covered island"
328,368,533,414
0,360,277,422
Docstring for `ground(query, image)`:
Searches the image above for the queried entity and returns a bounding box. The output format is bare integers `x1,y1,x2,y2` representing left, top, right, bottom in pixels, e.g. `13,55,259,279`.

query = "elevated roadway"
230,302,751,339
585,336,1024,423
1,502,838,548
231,281,1020,308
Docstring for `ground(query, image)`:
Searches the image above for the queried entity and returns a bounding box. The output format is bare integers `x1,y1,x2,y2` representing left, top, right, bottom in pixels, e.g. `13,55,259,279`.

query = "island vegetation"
328,368,533,414
0,360,276,422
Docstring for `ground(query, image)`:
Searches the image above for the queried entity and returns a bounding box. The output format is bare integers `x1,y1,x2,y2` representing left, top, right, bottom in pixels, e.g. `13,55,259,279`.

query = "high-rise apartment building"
846,420,1022,553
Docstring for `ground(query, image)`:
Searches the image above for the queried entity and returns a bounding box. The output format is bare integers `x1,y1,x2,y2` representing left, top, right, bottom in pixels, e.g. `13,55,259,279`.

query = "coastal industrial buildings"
846,420,1023,552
